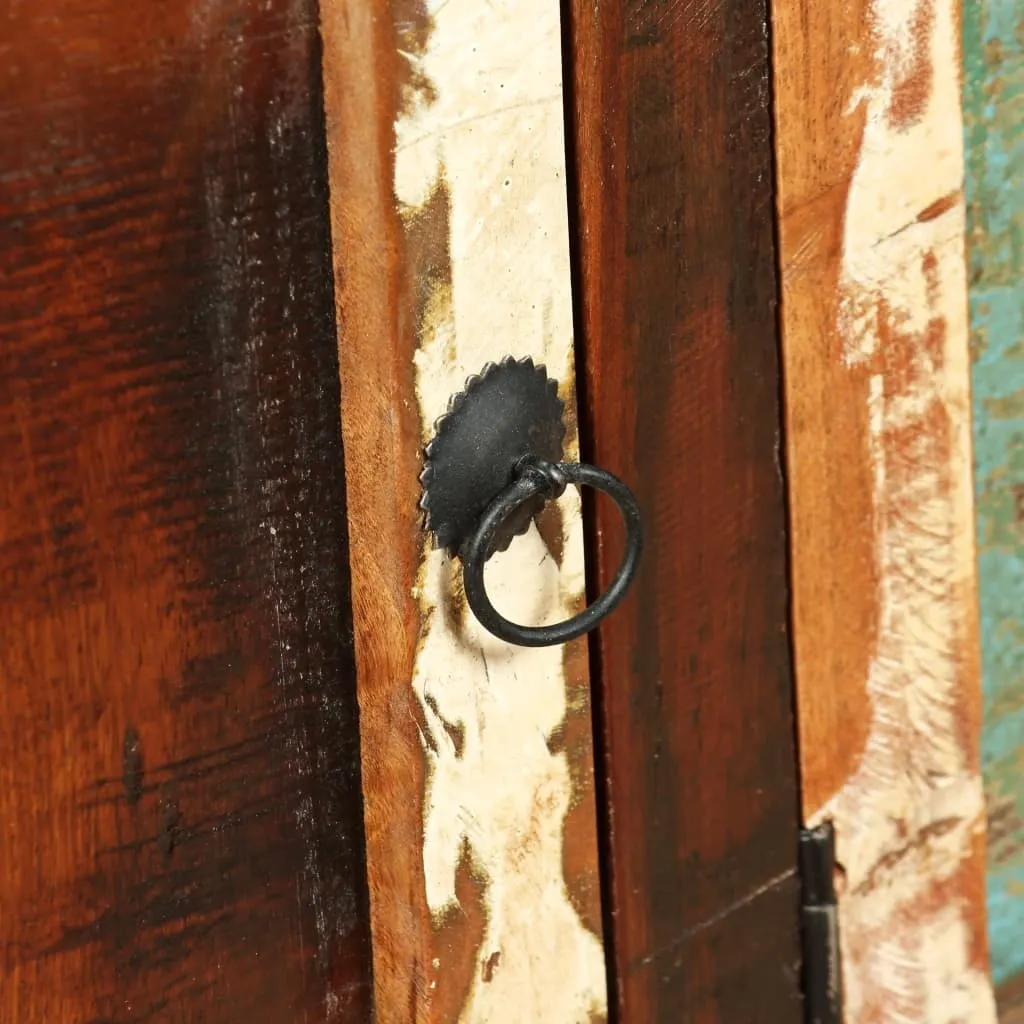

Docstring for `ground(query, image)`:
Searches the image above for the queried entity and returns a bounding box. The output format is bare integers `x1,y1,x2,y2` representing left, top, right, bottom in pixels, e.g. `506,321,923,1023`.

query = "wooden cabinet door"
4,0,999,1021
1,1,373,1019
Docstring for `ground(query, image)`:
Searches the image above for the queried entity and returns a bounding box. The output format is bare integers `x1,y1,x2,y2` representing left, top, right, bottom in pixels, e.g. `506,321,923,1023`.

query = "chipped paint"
963,0,1024,1003
395,0,607,1019
810,0,998,1017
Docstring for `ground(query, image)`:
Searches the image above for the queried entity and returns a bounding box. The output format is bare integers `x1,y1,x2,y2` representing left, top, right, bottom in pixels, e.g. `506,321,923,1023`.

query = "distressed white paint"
395,0,607,1019
826,0,996,1017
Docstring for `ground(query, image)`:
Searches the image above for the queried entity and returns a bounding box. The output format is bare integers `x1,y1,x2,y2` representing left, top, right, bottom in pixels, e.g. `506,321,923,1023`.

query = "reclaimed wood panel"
1001,976,1024,1024
319,0,606,1019
963,0,1024,1015
566,1,804,1019
770,0,997,1017
0,1,373,1020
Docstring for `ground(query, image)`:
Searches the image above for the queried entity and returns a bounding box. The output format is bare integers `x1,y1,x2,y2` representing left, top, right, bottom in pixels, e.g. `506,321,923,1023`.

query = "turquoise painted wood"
963,0,1024,1001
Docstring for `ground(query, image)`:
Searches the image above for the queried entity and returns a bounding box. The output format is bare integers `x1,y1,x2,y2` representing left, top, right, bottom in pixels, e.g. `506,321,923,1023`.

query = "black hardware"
462,456,642,646
800,822,843,1024
420,357,642,648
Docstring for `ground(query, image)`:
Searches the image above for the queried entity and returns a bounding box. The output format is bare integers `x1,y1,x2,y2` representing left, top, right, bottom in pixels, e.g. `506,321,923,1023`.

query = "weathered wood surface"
1000,975,1024,1024
963,0,1024,1016
0,1,373,1020
566,1,804,1019
320,0,606,1019
770,0,997,1017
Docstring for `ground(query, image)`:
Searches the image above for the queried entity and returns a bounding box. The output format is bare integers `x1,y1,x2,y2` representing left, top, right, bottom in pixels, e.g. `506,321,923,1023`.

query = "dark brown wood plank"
565,1,804,1019
0,2,373,1020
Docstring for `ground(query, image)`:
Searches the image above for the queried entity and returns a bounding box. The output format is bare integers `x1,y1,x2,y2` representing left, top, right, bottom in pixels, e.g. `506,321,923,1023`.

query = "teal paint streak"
963,0,1024,993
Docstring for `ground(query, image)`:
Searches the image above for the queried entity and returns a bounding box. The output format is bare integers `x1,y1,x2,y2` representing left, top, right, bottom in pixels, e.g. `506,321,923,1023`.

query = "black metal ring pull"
461,457,643,647
420,357,643,648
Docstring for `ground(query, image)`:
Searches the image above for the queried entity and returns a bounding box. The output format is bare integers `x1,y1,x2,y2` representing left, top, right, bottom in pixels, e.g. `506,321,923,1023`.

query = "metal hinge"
800,822,843,1024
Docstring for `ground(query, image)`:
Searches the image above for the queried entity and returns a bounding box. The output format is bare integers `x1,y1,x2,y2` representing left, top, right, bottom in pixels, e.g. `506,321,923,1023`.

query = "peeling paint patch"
962,0,1024,998
815,0,998,1017
394,0,607,1019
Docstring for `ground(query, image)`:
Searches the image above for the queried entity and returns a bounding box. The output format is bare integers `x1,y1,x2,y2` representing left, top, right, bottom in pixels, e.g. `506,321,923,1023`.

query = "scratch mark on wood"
123,726,144,807
157,792,183,860
629,868,797,972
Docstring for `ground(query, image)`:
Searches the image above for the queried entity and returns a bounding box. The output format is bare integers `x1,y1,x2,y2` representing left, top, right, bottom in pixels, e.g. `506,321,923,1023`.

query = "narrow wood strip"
566,0,804,1018
320,0,607,1018
770,0,997,1017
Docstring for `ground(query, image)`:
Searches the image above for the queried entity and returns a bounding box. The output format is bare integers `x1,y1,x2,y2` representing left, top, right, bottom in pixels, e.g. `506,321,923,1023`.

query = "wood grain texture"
770,0,997,1017
319,0,606,1019
566,1,804,1019
0,1,373,1020
962,0,1024,1010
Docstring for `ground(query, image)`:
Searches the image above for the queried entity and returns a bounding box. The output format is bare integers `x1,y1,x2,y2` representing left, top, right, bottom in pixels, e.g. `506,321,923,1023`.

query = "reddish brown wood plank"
769,0,997,1017
0,2,373,1020
566,1,804,1019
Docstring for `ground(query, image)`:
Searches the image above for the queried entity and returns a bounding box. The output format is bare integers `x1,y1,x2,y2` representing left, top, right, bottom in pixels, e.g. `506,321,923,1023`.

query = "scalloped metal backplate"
420,357,566,557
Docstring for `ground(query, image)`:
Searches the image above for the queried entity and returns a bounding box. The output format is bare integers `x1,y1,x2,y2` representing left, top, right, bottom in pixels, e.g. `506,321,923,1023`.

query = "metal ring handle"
461,459,643,647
